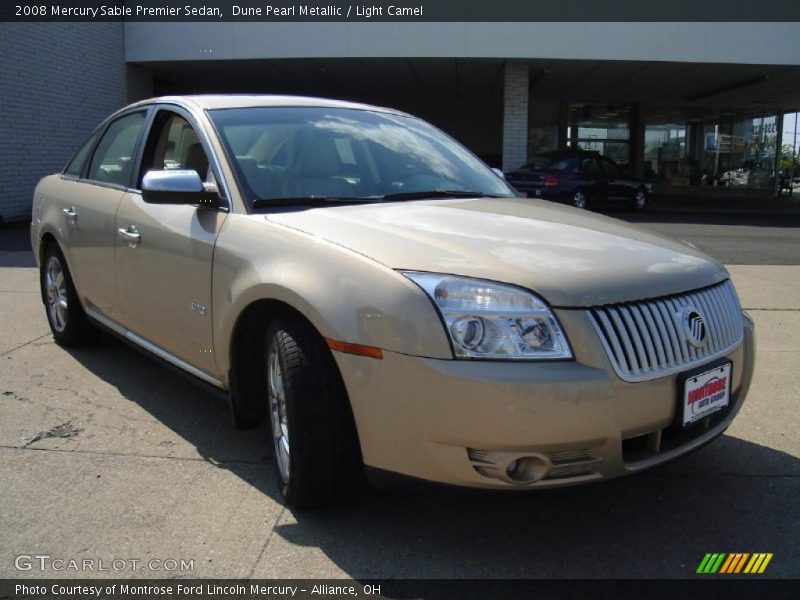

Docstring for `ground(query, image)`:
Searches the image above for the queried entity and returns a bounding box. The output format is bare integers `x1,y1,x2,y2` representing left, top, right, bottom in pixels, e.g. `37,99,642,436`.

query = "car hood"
265,197,728,307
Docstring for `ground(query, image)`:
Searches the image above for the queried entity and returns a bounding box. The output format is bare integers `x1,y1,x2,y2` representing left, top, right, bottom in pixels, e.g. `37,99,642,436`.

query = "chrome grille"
588,280,743,382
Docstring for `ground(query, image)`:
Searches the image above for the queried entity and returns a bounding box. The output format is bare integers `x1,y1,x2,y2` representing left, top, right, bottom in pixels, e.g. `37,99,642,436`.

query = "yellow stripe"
731,552,750,573
749,554,766,574
757,553,773,574
719,554,736,574
743,554,759,574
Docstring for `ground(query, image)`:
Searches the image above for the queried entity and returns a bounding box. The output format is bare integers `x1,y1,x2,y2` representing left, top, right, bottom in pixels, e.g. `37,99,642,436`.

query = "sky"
784,112,800,154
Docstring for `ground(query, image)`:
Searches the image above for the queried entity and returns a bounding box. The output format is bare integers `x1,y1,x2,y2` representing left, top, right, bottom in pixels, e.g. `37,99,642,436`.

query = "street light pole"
792,112,798,197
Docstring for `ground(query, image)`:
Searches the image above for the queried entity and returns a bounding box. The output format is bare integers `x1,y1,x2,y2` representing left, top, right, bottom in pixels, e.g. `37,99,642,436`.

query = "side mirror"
141,170,219,208
491,167,506,180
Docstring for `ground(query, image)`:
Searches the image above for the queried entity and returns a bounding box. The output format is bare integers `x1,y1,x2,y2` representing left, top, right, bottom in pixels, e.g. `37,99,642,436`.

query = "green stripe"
710,553,727,573
697,554,713,573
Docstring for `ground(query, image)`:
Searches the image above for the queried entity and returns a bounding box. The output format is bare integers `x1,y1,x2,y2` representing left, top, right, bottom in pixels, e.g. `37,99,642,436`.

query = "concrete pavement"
0,242,798,579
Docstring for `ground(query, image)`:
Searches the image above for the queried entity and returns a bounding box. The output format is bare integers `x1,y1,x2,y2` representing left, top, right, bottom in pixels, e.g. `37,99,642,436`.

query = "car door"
599,157,628,199
579,156,606,199
56,110,148,318
114,107,229,378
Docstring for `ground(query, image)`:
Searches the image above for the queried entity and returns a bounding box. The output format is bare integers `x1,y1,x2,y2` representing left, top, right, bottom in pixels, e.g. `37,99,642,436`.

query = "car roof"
127,94,410,116
532,149,601,157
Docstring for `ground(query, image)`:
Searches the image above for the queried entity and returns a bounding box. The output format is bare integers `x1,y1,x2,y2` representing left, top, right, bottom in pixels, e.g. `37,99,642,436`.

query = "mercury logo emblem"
678,306,707,347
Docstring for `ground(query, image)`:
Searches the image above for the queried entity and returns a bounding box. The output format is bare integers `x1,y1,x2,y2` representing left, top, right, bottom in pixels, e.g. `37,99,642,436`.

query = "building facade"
0,23,152,221
2,21,799,221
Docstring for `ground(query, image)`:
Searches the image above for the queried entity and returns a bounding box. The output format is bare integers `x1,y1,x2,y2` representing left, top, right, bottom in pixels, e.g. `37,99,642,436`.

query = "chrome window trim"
58,99,235,213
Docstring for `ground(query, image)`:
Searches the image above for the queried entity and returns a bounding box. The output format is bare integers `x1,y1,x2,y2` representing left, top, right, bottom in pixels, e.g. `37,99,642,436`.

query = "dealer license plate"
682,363,731,427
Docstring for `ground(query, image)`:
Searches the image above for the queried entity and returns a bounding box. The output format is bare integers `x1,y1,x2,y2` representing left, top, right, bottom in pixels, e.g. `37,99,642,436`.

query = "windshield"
523,153,576,171
207,106,516,207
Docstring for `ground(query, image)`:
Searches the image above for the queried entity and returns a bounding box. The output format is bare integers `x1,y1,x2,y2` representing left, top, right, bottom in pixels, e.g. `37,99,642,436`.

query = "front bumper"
511,184,558,200
332,311,755,489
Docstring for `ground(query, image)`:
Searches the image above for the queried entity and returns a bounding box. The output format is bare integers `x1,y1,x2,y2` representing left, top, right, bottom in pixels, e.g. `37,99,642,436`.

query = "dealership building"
2,19,800,221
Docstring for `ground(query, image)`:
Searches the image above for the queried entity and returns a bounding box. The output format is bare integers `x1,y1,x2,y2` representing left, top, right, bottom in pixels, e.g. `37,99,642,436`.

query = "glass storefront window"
644,108,779,189
527,98,560,157
645,112,694,185
567,104,631,166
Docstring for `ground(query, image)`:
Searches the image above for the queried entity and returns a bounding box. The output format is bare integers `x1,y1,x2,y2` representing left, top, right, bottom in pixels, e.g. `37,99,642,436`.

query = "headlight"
401,272,572,360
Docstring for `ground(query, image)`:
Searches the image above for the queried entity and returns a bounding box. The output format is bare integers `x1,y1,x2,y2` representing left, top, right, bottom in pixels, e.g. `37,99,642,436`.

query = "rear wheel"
571,189,587,209
265,316,362,508
633,188,648,210
40,243,93,346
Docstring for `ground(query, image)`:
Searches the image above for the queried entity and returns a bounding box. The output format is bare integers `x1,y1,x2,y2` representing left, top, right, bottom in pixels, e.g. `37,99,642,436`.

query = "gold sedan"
31,95,754,507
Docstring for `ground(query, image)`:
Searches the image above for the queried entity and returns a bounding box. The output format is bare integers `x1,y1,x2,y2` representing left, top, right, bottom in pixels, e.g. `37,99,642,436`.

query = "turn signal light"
325,338,384,360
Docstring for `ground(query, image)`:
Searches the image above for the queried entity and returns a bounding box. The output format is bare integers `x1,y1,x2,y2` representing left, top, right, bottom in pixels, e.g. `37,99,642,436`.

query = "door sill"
85,306,224,389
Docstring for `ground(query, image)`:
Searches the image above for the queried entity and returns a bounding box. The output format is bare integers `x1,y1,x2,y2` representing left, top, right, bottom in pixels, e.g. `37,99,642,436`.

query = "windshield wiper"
253,191,506,209
252,196,377,209
379,190,504,201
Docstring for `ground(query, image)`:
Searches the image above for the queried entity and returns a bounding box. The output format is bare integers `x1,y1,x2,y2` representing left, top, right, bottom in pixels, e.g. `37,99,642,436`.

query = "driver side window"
601,158,622,179
138,111,210,187
581,158,602,178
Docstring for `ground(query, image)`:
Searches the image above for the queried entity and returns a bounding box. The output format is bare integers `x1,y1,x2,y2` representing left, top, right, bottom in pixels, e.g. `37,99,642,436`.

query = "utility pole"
792,112,798,197
774,111,784,198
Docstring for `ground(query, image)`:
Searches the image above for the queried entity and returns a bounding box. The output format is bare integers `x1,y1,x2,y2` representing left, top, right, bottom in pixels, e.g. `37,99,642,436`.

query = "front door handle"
117,226,141,247
62,207,78,223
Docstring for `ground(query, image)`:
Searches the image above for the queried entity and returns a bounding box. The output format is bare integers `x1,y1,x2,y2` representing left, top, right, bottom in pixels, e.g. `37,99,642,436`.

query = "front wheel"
265,316,362,508
40,244,93,346
633,188,647,210
633,188,648,210
571,189,588,209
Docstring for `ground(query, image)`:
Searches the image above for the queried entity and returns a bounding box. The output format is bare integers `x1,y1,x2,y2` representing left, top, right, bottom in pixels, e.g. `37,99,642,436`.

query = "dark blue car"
504,150,651,211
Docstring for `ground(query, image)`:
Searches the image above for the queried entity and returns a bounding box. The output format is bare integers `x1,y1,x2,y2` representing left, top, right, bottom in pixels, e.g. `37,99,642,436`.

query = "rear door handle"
62,207,78,223
117,226,141,247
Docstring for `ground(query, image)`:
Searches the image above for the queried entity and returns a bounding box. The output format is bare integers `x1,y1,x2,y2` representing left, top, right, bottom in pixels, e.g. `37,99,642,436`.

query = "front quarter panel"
212,214,453,383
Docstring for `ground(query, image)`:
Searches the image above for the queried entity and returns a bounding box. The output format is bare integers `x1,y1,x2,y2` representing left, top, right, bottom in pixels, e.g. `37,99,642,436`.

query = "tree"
780,144,800,174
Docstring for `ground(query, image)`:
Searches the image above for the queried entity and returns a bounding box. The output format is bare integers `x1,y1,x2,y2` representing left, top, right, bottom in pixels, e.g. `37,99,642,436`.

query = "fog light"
506,456,549,484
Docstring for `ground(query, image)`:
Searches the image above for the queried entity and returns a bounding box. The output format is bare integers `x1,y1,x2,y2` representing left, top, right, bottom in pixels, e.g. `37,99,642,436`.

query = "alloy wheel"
635,190,647,209
268,342,291,484
573,191,587,209
45,256,68,332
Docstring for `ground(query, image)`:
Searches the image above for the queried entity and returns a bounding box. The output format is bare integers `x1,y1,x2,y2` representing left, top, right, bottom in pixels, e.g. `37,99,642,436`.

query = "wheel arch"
225,294,349,431
228,297,321,385
39,231,58,259
38,231,75,300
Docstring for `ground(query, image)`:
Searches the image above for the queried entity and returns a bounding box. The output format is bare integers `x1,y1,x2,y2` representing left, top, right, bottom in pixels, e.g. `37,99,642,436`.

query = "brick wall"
501,61,529,172
0,23,153,222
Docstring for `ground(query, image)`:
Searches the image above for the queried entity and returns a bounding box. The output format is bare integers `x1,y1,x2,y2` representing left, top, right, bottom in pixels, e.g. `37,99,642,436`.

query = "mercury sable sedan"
32,95,754,508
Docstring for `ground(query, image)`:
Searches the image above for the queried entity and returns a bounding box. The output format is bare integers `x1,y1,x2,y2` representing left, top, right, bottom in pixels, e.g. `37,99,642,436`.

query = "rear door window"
87,112,146,187
600,158,622,179
64,131,100,178
581,158,602,177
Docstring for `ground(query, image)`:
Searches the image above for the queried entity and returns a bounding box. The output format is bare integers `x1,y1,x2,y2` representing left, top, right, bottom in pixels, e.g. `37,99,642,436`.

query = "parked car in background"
505,150,652,210
719,161,773,189
32,96,753,508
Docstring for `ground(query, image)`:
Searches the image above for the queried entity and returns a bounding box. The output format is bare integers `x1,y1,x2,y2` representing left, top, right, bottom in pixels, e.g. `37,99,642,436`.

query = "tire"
633,188,648,210
40,243,94,347
265,315,362,508
571,189,588,209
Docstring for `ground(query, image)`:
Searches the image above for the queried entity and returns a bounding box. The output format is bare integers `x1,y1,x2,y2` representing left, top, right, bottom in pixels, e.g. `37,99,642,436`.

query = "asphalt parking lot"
1,213,798,580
